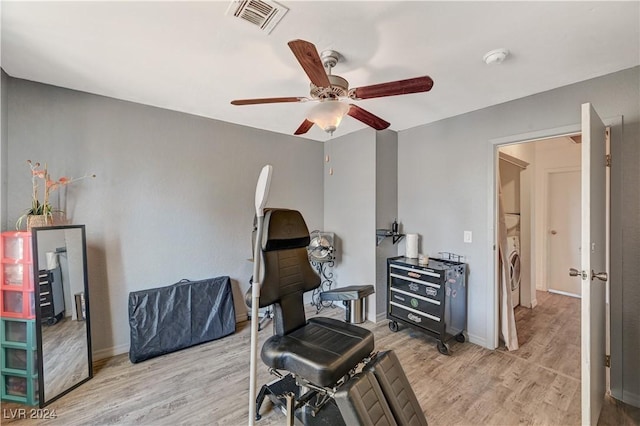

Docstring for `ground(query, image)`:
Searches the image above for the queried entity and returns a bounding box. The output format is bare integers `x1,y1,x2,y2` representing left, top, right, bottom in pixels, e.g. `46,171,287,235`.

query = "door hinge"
605,354,611,368
605,154,612,168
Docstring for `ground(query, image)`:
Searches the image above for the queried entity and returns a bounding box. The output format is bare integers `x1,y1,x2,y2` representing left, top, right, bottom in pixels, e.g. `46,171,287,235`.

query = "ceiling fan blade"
231,97,306,106
347,104,390,130
288,39,331,88
351,76,434,100
294,119,314,135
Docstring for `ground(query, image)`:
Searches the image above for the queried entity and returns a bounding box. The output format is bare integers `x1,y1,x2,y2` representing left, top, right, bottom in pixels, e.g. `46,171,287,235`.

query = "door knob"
591,270,608,282
551,230,557,235
569,268,587,279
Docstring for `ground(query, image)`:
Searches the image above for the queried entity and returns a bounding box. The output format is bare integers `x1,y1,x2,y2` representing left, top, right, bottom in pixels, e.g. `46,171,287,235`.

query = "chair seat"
261,317,374,387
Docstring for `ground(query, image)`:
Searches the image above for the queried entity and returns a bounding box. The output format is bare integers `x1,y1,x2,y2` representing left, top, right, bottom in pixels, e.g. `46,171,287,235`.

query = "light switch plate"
464,231,472,243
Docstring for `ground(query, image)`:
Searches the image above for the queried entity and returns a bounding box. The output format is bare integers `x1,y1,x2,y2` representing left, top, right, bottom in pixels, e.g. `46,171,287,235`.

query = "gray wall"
375,130,398,319
4,66,638,406
323,129,399,322
1,69,8,230
398,66,639,405
324,128,377,320
5,77,324,358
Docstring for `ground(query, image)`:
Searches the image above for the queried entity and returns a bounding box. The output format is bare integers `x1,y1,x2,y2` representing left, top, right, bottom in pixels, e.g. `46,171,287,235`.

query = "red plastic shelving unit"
0,232,35,319
1,232,39,405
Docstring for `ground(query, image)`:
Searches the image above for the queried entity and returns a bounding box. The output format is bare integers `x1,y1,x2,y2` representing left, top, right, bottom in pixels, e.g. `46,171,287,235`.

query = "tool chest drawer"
389,287,442,318
388,271,444,301
389,302,441,333
387,256,467,355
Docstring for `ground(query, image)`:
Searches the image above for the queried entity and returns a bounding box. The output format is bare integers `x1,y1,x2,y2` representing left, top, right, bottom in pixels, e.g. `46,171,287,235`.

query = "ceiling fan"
231,39,434,136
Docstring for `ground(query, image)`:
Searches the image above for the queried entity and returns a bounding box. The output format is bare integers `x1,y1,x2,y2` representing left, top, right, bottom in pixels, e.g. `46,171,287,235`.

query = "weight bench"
249,209,427,425
319,285,374,324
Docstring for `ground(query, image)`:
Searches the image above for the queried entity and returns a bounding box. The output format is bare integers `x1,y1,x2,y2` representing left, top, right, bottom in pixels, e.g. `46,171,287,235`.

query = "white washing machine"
504,214,521,308
507,235,521,308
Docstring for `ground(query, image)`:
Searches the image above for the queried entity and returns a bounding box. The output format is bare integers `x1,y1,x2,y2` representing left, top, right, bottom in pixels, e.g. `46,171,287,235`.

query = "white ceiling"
1,1,639,142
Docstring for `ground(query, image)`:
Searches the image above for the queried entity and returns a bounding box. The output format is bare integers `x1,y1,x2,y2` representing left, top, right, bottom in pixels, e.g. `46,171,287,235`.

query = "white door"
578,103,608,426
548,169,581,296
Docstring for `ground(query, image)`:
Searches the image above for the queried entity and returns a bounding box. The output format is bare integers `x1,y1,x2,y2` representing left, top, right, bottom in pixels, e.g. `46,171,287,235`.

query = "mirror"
32,225,92,406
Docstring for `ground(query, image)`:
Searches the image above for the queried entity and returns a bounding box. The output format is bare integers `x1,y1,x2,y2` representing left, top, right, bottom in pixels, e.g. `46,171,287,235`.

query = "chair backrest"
257,208,320,335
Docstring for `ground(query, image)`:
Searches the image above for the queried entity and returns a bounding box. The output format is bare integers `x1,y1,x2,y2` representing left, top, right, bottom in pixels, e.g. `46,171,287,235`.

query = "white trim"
499,151,530,169
93,343,129,361
605,126,611,395
94,311,248,362
548,289,581,299
622,390,640,409
467,332,487,348
490,124,581,146
606,116,623,402
487,139,499,349
488,123,587,351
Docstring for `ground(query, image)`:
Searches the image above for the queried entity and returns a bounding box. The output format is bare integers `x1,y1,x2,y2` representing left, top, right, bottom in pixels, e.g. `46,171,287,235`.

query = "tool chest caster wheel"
455,333,465,343
437,341,450,355
389,321,399,332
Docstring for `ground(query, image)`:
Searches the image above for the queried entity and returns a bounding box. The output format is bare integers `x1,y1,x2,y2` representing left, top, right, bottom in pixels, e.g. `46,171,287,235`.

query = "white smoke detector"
483,48,510,65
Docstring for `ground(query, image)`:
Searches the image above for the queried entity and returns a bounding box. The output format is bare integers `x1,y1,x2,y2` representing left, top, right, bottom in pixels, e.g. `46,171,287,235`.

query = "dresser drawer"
389,287,442,318
40,303,53,318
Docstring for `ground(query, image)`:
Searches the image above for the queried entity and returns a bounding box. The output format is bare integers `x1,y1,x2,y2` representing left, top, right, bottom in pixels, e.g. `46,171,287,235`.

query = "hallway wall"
398,67,639,404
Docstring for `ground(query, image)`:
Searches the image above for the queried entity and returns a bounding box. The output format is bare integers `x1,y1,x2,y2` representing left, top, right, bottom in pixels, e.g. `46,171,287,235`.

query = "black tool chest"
387,256,467,355
38,269,63,325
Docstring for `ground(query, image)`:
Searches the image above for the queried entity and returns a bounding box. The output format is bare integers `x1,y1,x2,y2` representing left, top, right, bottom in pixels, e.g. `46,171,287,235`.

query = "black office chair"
251,208,427,425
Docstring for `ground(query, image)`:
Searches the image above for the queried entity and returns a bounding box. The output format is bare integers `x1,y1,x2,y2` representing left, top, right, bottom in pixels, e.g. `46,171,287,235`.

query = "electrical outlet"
464,231,472,243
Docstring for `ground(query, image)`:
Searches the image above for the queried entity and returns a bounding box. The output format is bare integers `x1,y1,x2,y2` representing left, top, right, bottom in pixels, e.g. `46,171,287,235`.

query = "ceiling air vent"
227,0,289,34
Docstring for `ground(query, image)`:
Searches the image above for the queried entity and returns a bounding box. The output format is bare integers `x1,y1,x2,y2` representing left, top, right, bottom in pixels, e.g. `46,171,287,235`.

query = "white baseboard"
467,332,487,349
93,343,129,361
94,313,248,361
378,312,487,349
548,289,581,299
622,390,640,408
531,298,538,308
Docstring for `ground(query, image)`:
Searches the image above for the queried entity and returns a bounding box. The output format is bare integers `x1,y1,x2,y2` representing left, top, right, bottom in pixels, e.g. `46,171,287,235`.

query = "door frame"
488,122,581,349
486,116,622,398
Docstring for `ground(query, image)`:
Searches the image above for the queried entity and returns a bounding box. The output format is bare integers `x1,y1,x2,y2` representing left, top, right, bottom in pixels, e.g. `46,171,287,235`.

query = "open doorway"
490,106,617,424
497,135,582,377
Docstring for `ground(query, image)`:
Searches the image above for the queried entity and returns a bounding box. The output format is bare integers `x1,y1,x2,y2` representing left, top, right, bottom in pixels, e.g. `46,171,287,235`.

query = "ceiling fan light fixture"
307,100,350,134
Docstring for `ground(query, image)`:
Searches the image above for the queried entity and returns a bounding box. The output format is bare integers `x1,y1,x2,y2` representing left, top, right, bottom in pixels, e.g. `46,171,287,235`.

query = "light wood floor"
42,316,91,402
3,293,639,425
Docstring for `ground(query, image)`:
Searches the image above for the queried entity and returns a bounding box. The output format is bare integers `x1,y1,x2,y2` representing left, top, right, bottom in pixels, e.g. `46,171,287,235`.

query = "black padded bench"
319,285,374,324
